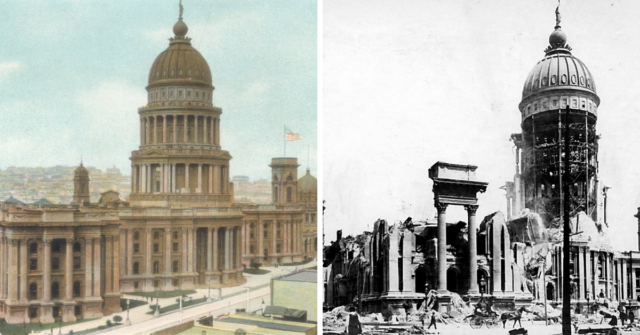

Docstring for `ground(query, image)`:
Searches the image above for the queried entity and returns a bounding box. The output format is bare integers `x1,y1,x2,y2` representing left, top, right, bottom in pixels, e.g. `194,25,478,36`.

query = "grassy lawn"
282,258,314,266
120,297,148,310
127,289,196,299
0,317,97,335
243,268,271,275
146,297,208,315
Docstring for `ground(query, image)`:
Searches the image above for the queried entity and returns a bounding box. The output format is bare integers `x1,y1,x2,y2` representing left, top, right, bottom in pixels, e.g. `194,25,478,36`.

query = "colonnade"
140,114,220,146
242,220,304,262
132,163,228,194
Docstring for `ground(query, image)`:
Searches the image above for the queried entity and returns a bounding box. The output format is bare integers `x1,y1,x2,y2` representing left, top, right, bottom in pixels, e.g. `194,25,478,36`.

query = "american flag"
286,131,302,141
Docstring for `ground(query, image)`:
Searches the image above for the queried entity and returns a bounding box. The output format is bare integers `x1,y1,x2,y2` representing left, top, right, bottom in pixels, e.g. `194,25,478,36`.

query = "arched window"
133,231,140,240
29,283,37,300
30,242,38,254
73,242,81,253
73,281,81,298
133,262,139,275
153,261,160,274
51,282,60,299
173,260,179,273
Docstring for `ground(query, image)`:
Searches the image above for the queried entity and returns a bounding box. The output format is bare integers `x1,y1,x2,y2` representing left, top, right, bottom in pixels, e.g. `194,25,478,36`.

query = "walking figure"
428,311,437,330
512,307,524,328
347,307,362,335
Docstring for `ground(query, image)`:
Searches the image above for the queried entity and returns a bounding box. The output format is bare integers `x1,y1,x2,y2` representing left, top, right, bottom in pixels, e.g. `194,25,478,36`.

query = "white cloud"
0,62,22,79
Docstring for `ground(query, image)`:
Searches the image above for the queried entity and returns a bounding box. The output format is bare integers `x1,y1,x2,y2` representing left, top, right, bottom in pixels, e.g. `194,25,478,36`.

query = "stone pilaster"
466,205,479,294
435,202,448,293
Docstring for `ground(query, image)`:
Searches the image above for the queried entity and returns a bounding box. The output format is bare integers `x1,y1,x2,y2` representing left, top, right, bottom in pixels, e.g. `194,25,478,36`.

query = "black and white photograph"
322,1,640,334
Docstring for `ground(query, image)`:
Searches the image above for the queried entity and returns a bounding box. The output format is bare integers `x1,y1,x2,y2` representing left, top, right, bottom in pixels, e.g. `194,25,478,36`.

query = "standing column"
210,117,214,145
632,263,637,301
185,164,190,192
236,228,242,269
222,166,228,194
84,239,92,297
19,240,27,300
184,115,189,143
257,222,263,260
622,257,628,301
8,240,18,300
127,230,133,275
104,236,112,293
224,228,230,270
213,165,220,193
586,250,592,299
191,228,197,272
145,230,152,275
172,164,177,193
436,202,448,293
140,117,145,145
215,118,220,145
182,229,188,273
164,228,172,274
203,116,208,144
173,115,178,143
194,115,199,143
207,228,213,272
271,222,277,258
113,235,120,292
43,239,52,301
153,116,157,144
162,115,167,143
466,205,479,294
197,164,202,193
186,229,193,273
209,166,213,193
578,247,585,300
212,228,219,272
92,238,101,297
65,239,73,300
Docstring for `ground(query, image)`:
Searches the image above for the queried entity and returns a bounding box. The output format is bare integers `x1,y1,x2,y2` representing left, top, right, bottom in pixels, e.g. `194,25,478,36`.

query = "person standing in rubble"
629,310,635,325
347,306,362,335
428,311,437,330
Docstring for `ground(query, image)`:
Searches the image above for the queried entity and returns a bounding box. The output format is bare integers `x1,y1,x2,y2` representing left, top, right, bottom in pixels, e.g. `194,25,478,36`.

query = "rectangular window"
134,243,140,253
173,242,178,252
73,256,81,269
29,258,37,271
52,257,59,270
154,243,159,253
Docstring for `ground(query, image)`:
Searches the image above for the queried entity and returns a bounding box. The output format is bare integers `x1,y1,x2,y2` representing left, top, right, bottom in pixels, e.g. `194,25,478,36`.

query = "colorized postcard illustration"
323,1,640,334
0,1,317,334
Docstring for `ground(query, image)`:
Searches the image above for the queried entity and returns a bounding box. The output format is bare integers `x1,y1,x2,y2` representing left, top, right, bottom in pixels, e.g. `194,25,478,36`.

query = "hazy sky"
324,0,640,251
0,0,317,181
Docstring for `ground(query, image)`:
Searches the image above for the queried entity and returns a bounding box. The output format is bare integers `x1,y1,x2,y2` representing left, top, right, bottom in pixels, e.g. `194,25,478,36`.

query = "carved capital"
465,205,479,216
435,202,448,215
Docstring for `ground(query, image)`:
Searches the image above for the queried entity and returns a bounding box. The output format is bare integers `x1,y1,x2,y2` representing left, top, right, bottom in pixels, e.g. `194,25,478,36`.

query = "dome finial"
173,0,189,38
179,0,184,20
555,0,562,29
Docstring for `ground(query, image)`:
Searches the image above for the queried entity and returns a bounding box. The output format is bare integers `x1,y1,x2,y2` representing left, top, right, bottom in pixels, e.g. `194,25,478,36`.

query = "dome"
298,169,317,194
147,19,212,90
521,52,597,101
74,163,89,177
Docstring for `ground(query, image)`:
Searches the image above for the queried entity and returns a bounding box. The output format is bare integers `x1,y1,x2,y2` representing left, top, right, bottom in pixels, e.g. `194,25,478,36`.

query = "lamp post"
126,299,131,325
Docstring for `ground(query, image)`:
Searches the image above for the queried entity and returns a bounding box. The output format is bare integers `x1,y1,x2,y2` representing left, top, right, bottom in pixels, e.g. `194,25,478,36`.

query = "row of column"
0,237,102,302
247,220,303,257
123,227,241,277
140,114,220,146
132,163,228,194
435,203,479,294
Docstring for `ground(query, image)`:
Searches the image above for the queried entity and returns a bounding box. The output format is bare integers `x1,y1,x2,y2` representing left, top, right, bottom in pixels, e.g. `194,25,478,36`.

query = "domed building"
298,168,318,258
119,6,245,293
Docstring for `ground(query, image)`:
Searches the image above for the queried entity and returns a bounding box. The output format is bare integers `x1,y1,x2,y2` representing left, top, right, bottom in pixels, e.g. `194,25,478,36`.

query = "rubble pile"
322,306,349,329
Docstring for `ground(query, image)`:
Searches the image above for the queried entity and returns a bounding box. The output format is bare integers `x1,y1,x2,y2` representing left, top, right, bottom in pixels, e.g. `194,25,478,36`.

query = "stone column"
140,117,144,145
113,235,120,292
222,166,228,194
191,228,197,272
466,205,479,294
185,163,190,192
127,230,133,276
182,228,188,273
162,115,167,143
184,115,189,143
586,250,592,299
105,236,112,293
212,228,219,272
186,229,193,273
203,116,208,144
198,164,202,193
207,228,213,272
165,228,172,274
622,257,628,301
194,115,199,143
271,222,277,259
257,221,263,259
387,227,400,294
173,115,178,143
213,165,220,194
153,115,158,144
215,118,220,145
84,239,92,297
145,230,152,275
209,165,213,193
224,228,231,270
436,202,448,293
578,247,585,300
92,238,101,297
172,164,177,193
19,240,27,301
210,117,214,145
632,263,637,300
65,239,73,300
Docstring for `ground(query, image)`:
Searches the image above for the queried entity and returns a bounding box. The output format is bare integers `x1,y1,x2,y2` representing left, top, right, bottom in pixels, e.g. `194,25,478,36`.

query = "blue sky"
0,0,317,181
